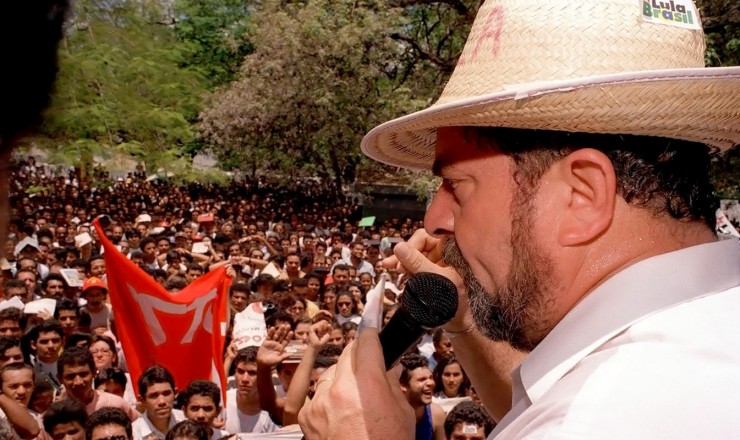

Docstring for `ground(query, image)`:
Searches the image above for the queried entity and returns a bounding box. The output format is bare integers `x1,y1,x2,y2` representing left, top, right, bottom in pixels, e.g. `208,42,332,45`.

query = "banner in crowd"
93,218,231,397
232,302,268,350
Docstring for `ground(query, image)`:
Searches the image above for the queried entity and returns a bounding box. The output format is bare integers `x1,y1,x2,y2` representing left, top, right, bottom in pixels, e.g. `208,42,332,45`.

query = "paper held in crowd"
232,302,269,350
0,296,25,312
261,262,282,278
359,275,385,332
191,242,210,254
24,298,57,316
60,268,85,287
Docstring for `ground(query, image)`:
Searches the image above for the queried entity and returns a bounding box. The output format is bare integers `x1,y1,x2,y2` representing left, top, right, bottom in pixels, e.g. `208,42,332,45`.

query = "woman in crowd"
334,290,361,325
432,355,471,399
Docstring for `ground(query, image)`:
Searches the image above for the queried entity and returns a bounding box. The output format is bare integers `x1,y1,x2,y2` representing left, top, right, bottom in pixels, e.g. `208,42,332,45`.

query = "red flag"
93,219,230,398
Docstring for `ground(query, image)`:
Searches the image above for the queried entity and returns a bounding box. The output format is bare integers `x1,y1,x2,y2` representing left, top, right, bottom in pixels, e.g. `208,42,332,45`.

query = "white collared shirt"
491,239,740,439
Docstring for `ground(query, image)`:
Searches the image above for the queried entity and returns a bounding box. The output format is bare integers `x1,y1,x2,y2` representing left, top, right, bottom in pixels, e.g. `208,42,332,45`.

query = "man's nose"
424,189,455,238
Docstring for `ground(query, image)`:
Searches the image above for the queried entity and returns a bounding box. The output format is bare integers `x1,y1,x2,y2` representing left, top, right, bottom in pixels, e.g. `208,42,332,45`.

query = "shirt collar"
519,238,740,404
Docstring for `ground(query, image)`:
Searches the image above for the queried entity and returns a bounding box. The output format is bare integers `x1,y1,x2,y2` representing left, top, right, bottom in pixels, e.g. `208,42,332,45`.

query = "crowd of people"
0,158,494,440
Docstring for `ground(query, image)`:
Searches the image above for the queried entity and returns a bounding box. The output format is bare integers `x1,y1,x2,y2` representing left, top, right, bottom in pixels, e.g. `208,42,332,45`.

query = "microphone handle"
378,311,425,370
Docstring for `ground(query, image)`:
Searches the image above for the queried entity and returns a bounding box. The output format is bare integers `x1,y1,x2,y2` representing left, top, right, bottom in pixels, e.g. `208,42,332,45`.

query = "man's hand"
307,321,331,350
256,324,293,368
384,229,472,332
298,328,415,440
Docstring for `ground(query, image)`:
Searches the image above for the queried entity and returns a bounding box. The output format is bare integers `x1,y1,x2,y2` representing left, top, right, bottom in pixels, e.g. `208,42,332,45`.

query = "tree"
173,0,254,87
26,0,208,181
200,0,424,193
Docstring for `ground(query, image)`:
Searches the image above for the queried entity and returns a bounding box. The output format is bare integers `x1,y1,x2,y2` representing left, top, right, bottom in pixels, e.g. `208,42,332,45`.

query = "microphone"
379,272,458,370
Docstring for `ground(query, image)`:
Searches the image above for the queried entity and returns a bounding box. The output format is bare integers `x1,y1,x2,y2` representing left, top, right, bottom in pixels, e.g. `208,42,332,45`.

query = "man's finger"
394,242,446,276
353,327,387,380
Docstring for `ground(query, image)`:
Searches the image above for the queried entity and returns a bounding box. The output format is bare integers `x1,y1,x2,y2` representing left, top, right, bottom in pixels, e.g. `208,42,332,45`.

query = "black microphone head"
400,272,458,329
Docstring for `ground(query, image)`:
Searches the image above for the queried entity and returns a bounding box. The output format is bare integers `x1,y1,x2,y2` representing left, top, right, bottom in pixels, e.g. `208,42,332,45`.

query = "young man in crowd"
179,381,228,440
30,320,63,390
41,274,66,300
0,338,23,367
224,347,279,434
132,366,184,440
86,256,106,279
86,407,133,440
0,309,23,339
54,298,81,338
0,363,42,439
443,401,495,440
58,347,138,420
43,399,88,440
399,354,445,440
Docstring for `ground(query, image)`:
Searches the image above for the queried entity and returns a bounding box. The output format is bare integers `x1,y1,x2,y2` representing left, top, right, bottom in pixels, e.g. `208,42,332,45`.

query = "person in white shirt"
223,347,279,435
297,0,740,438
180,381,229,440
132,366,184,440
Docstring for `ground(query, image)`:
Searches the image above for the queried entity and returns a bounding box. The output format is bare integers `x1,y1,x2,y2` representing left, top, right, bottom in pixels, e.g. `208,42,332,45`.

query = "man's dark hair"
0,363,34,386
332,264,351,276
85,407,132,440
234,346,258,366
164,275,188,291
140,237,156,250
41,273,66,290
3,279,25,291
138,365,175,397
465,127,717,228
43,399,88,434
0,337,21,358
313,356,338,370
291,278,308,288
69,259,87,270
165,420,208,440
34,319,64,341
443,401,496,437
0,307,23,327
64,332,93,349
57,346,94,378
399,353,429,385
229,283,250,298
179,380,221,408
317,344,343,359
94,367,128,390
54,298,79,318
264,309,293,329
253,273,275,290
85,255,104,274
186,263,203,274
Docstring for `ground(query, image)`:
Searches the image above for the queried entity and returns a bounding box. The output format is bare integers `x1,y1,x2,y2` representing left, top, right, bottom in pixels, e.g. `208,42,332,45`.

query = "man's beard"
442,197,556,351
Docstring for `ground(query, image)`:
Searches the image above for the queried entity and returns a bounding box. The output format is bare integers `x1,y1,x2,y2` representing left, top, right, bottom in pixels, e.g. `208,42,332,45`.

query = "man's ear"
30,340,36,351
553,148,616,246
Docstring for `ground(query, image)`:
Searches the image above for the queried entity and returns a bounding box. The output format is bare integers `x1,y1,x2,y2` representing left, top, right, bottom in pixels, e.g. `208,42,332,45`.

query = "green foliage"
29,0,208,179
173,0,254,87
199,0,418,192
697,0,740,66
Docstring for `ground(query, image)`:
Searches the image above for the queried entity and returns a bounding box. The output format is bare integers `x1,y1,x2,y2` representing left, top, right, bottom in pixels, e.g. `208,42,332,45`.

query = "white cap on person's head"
361,0,740,170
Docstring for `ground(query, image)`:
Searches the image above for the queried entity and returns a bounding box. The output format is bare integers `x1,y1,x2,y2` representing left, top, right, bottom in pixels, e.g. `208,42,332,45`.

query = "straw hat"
361,0,740,170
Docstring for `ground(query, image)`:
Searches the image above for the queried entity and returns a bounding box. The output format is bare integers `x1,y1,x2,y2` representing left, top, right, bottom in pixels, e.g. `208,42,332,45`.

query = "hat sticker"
641,0,701,30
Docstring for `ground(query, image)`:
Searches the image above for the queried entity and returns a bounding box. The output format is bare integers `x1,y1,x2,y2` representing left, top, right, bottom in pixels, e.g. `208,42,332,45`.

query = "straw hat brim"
361,67,740,170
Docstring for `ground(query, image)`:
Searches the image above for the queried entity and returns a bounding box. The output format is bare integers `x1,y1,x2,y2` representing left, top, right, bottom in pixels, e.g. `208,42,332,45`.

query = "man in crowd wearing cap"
80,277,112,332
299,0,739,438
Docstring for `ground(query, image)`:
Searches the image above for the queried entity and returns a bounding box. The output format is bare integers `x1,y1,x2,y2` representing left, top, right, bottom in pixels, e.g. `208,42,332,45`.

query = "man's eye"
442,178,459,191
